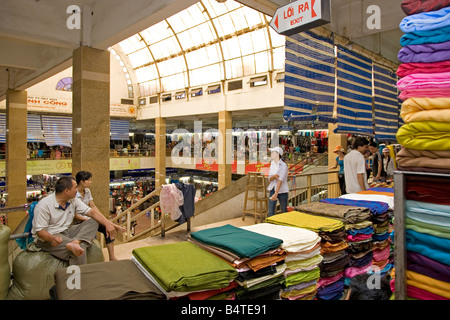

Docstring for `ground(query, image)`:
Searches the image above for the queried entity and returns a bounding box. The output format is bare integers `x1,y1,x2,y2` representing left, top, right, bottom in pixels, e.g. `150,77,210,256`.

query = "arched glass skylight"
114,0,285,97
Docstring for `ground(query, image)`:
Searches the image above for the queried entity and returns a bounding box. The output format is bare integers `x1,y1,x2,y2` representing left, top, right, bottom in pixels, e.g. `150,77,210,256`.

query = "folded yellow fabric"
401,97,450,123
396,121,450,151
406,270,450,299
266,211,344,233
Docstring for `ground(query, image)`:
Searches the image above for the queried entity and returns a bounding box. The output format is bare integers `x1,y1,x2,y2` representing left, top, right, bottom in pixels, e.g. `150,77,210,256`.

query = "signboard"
270,0,331,36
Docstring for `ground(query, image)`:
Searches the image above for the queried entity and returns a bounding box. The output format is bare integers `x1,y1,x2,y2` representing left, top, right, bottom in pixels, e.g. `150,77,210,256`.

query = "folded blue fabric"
406,200,450,228
406,229,450,266
316,278,345,300
367,187,394,193
373,232,391,241
347,226,374,236
400,6,450,33
400,25,450,46
320,198,389,215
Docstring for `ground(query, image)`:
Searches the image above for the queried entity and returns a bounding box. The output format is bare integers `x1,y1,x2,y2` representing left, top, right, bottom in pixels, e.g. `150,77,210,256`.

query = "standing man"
31,176,118,265
368,142,382,181
267,146,289,217
344,137,370,194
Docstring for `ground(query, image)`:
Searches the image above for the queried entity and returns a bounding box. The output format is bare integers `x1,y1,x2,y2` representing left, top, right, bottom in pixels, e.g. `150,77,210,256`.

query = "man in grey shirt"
32,176,117,265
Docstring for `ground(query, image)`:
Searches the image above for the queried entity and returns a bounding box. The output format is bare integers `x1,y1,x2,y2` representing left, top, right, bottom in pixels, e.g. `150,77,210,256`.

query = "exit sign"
270,0,331,36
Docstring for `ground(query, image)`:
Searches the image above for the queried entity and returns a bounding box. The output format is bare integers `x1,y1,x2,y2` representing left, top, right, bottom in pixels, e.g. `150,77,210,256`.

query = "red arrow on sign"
311,0,317,18
274,14,279,29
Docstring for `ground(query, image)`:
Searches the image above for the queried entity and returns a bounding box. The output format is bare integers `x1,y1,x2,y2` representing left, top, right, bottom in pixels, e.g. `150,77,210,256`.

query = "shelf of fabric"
393,170,450,300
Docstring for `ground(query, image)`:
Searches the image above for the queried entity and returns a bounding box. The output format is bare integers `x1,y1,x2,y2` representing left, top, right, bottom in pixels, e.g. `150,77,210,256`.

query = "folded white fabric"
242,223,321,253
339,193,394,210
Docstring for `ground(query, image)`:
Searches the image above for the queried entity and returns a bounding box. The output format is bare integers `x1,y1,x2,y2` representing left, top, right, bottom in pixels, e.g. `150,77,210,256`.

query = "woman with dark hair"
75,171,125,261
380,148,396,181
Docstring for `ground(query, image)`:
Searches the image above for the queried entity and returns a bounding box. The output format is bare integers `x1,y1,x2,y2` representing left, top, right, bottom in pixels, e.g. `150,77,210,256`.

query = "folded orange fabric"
357,190,394,197
320,240,349,254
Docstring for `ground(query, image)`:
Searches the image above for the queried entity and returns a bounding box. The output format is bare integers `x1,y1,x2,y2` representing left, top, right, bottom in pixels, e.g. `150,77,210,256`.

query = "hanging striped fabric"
41,115,72,147
110,119,130,141
0,114,5,143
335,47,374,135
373,64,399,142
27,114,45,143
284,31,336,122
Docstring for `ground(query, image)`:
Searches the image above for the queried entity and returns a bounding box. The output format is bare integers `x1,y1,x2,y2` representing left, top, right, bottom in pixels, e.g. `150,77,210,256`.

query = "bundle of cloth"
242,223,322,300
294,202,372,288
321,191,395,280
266,211,349,300
131,241,239,300
403,174,450,300
187,224,285,300
397,1,450,174
357,189,394,277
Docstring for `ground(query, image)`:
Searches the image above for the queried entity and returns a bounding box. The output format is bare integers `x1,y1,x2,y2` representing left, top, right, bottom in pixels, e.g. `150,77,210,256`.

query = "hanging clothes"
160,184,184,221
175,182,196,224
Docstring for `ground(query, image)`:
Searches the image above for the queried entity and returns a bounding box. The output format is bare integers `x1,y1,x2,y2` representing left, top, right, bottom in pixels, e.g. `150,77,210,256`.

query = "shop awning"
334,47,374,136
110,119,130,141
42,115,72,147
27,114,45,143
373,63,399,143
283,31,336,122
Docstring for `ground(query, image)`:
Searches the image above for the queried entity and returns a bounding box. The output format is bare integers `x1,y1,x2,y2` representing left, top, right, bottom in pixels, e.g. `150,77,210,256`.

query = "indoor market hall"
0,0,448,307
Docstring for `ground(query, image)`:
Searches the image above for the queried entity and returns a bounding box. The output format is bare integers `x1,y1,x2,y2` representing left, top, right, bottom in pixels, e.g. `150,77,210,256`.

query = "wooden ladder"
242,172,268,223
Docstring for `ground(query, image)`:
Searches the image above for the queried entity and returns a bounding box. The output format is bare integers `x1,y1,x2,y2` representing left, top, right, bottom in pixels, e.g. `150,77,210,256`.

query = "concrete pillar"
5,89,28,232
155,117,166,189
218,111,232,189
72,46,110,216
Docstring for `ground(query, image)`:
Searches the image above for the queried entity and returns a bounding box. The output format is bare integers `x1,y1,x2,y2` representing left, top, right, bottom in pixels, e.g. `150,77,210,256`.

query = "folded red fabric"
401,0,450,15
397,60,450,78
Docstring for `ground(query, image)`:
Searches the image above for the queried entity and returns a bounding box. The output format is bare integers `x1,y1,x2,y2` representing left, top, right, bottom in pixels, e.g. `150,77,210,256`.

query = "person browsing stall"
267,147,289,217
344,137,370,194
330,145,346,195
31,176,117,265
75,171,125,261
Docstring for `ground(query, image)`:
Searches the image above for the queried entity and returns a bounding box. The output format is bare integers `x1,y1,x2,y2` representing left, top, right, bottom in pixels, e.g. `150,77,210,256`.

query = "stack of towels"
242,223,322,300
188,224,286,300
396,3,450,172
266,211,348,300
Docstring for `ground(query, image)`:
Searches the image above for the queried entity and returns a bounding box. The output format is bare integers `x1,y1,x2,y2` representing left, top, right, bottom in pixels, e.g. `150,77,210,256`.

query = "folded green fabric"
190,224,283,259
406,218,450,240
284,267,320,287
396,121,450,151
132,242,238,292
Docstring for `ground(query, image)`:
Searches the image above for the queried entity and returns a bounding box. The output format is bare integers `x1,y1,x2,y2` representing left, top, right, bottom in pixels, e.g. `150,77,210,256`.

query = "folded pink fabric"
407,285,449,300
372,245,390,262
397,71,450,91
344,262,372,278
399,87,450,100
397,60,450,78
346,233,372,242
317,271,344,289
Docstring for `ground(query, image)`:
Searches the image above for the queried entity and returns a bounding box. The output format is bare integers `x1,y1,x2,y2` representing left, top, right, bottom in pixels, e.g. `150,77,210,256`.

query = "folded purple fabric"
398,40,450,63
407,251,450,283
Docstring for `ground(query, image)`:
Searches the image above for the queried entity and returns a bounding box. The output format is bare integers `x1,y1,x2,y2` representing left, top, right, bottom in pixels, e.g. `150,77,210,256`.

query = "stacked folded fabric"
242,223,322,300
187,224,286,300
266,211,349,300
403,174,450,300
357,189,395,277
131,241,238,300
397,2,450,173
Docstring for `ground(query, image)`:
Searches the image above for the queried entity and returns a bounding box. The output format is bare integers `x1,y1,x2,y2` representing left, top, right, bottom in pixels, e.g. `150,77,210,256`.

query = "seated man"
31,176,118,265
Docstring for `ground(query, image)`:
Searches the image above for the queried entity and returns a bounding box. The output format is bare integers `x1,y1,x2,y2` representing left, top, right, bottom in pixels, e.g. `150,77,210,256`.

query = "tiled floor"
103,216,256,261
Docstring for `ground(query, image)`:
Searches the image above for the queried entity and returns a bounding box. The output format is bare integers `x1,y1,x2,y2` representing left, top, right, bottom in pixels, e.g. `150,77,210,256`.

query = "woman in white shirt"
267,147,289,217
75,171,125,261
